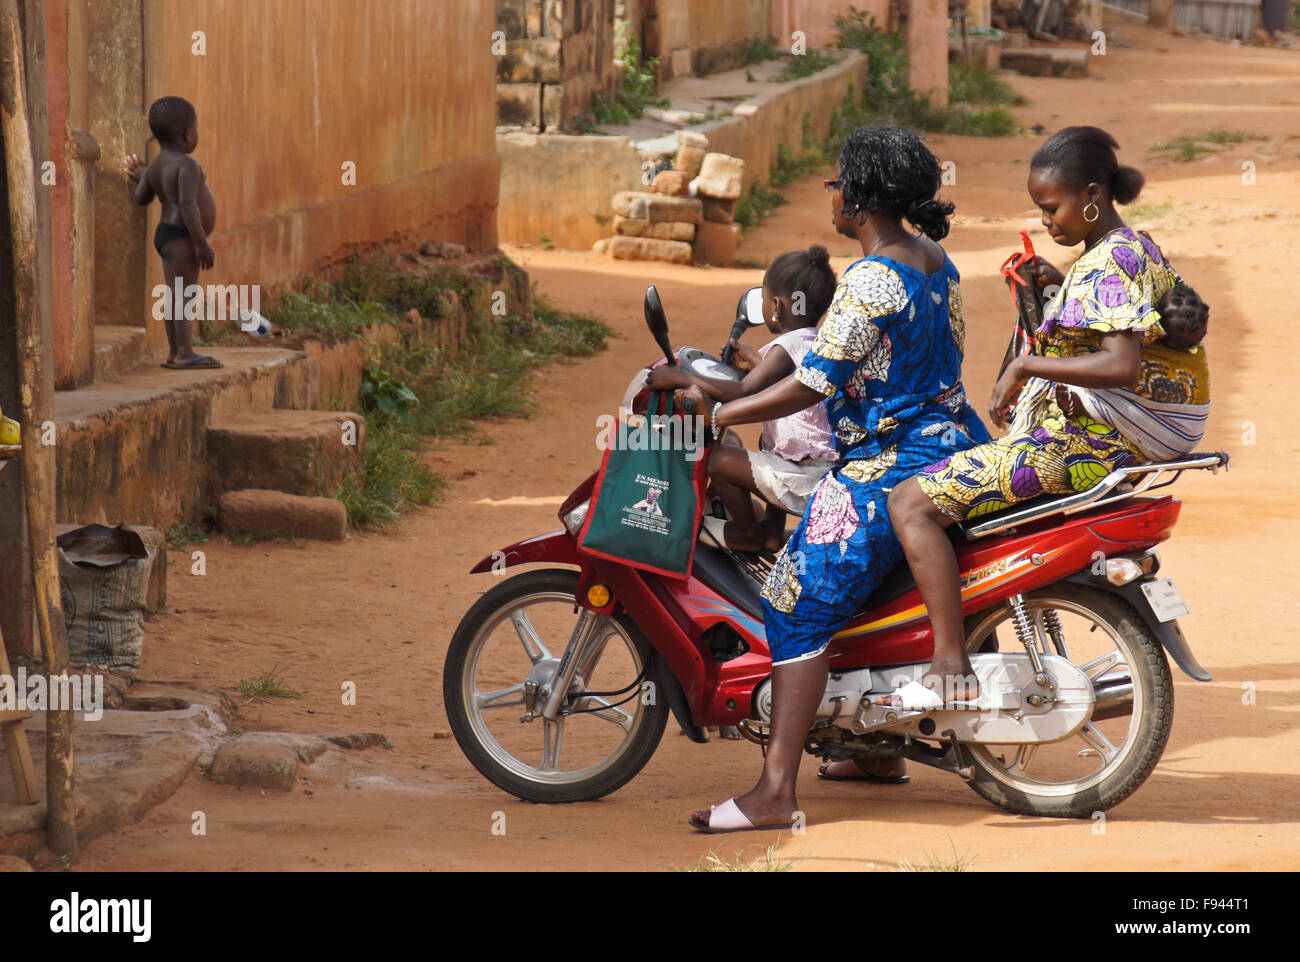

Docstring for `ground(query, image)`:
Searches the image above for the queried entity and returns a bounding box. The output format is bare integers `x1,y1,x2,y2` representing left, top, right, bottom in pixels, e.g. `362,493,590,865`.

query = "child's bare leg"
160,241,198,362
760,503,788,554
158,247,187,364
161,241,221,367
707,445,765,551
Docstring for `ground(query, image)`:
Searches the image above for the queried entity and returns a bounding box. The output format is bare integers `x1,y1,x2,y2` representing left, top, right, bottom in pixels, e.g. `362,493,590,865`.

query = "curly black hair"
837,127,954,241
764,245,837,324
148,96,197,143
1156,283,1208,350
1031,126,1144,205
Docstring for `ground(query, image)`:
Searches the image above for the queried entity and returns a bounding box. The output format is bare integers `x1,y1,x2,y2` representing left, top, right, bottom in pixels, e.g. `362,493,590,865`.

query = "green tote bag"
576,392,709,579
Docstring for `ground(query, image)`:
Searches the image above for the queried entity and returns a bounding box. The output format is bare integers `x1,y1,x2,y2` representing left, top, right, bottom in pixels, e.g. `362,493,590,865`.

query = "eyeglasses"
824,179,842,194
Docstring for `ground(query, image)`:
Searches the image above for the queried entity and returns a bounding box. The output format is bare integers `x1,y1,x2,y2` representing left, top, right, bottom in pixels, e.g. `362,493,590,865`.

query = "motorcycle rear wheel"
444,568,670,803
960,583,1174,818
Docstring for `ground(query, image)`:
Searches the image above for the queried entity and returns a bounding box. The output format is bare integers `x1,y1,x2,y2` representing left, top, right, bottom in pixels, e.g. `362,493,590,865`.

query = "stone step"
54,346,320,530
218,489,348,541
999,47,1088,78
206,409,365,498
92,326,149,381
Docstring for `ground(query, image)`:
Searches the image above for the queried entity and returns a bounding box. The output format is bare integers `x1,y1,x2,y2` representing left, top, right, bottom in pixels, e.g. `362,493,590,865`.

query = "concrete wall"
560,0,620,130
694,49,869,186
87,0,501,355
769,0,890,48
497,131,645,249
497,50,868,249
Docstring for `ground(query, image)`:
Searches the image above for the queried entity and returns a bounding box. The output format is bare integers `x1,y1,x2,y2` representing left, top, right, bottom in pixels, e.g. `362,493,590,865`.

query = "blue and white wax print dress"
760,254,991,664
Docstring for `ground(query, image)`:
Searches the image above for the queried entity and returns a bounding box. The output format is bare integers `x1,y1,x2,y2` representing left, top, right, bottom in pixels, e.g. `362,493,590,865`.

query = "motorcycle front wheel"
444,568,669,803
961,583,1174,818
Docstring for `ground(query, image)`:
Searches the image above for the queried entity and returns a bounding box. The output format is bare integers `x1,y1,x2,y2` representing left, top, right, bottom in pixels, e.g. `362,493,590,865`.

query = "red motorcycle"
444,287,1227,818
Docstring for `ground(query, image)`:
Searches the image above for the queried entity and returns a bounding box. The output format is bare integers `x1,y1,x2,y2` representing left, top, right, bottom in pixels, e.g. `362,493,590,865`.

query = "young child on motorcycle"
645,245,839,552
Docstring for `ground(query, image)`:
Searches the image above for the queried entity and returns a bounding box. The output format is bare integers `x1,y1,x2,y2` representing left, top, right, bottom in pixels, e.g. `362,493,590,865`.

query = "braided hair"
837,127,954,241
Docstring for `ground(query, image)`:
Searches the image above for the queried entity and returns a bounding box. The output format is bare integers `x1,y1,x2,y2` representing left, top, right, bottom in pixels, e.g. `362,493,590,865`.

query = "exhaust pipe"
1092,675,1133,721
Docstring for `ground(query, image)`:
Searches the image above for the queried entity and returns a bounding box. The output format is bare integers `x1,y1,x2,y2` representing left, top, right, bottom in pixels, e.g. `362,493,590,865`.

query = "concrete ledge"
55,347,319,529
92,326,148,382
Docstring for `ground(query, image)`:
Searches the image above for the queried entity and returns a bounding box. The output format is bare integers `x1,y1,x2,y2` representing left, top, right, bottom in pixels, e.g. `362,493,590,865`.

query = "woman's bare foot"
922,654,980,702
691,788,797,829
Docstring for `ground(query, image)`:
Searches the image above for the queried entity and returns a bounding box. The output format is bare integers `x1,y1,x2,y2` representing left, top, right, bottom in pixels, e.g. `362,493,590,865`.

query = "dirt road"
70,24,1300,871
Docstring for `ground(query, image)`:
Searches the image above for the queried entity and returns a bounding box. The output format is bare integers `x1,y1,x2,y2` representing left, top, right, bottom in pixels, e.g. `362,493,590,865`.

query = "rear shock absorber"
1041,608,1068,659
1007,594,1045,676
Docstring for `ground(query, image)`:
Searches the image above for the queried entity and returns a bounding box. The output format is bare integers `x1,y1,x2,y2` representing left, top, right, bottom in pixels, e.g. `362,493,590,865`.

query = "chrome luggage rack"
961,451,1229,540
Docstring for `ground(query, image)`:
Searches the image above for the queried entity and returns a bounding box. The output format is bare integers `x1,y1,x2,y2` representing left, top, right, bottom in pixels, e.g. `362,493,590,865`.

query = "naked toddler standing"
123,95,222,369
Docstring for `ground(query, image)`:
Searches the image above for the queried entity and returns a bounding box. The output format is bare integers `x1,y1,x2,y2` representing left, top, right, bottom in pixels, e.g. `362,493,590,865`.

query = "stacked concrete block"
691,150,743,267
496,0,617,133
597,131,745,267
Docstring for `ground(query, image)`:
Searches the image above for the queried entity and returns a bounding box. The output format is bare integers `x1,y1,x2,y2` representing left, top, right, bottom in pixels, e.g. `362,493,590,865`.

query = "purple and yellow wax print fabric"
760,255,989,664
916,227,1189,522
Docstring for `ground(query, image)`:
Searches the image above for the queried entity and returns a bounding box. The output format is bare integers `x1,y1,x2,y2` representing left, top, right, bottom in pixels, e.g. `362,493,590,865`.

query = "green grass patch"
684,843,801,872
1152,129,1264,162
271,253,613,532
236,665,302,701
742,36,782,65
897,839,974,872
735,180,786,229
772,50,839,83
1125,200,1175,223
829,9,1023,148
948,62,1026,106
591,36,668,126
165,522,208,548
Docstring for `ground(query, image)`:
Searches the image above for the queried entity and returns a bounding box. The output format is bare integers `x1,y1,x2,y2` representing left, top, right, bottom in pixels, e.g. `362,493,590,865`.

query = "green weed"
236,666,302,701
685,842,801,872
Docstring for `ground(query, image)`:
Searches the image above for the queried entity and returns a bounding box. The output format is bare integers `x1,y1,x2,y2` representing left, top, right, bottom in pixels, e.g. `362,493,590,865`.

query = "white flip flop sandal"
688,797,795,834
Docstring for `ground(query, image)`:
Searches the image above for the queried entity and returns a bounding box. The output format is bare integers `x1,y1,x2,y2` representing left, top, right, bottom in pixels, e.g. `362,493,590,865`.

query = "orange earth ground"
64,24,1300,871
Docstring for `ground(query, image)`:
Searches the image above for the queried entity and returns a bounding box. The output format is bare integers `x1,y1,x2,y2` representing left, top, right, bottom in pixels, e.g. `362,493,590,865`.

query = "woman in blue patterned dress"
678,128,990,832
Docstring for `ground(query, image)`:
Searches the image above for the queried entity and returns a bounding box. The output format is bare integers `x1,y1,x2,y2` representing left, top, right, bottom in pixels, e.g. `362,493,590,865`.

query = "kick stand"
899,730,975,781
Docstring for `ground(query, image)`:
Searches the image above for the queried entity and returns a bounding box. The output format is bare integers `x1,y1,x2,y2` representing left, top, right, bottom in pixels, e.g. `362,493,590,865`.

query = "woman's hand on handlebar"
674,384,710,419
645,365,691,392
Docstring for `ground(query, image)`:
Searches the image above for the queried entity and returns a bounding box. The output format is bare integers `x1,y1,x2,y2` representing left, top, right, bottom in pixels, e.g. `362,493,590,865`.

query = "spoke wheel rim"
964,596,1143,798
462,590,648,787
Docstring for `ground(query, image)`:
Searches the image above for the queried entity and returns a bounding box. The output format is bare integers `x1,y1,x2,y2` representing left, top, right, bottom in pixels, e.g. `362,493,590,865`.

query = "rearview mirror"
644,285,675,366
738,286,765,327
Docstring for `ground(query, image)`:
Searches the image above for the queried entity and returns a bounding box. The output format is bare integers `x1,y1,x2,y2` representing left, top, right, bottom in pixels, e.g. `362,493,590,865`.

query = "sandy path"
68,24,1300,872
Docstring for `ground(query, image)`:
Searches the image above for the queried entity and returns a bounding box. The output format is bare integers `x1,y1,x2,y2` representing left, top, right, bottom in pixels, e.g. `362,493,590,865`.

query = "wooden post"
0,0,77,859
1148,0,1174,30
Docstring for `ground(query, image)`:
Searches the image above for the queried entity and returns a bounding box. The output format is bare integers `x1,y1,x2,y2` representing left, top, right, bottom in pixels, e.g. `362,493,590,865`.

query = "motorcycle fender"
1064,572,1212,682
468,530,580,574
653,657,708,744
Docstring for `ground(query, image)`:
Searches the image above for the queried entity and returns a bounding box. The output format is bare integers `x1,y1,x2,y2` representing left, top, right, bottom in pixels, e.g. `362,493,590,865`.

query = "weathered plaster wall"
769,0,890,48
88,0,501,354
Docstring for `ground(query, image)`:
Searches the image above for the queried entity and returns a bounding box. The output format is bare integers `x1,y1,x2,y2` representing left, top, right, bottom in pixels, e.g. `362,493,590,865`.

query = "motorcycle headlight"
563,499,590,536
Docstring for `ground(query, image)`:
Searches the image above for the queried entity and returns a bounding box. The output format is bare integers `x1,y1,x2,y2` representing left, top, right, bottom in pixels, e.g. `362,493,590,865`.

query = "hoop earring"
1083,201,1100,223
